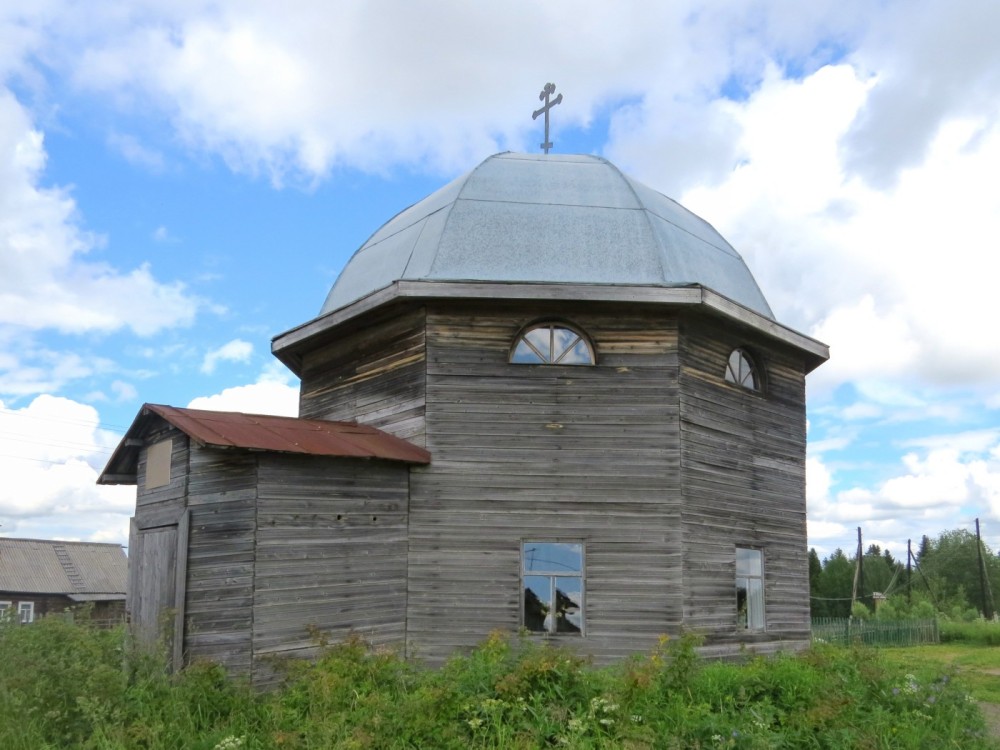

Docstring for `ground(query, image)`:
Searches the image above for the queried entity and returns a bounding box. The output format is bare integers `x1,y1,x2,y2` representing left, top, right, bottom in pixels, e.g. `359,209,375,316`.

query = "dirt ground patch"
980,702,1000,740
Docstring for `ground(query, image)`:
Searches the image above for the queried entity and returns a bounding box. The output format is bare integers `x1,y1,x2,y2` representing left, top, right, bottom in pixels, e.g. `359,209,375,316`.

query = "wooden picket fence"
811,617,939,647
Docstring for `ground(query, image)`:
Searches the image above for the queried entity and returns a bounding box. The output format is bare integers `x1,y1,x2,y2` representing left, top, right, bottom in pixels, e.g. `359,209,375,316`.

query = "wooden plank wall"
677,313,810,650
131,427,189,653
408,301,683,663
298,307,427,446
252,454,410,687
183,446,259,677
135,427,189,529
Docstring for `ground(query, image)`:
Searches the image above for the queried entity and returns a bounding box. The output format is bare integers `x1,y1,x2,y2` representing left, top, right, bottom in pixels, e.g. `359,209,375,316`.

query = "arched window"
725,348,761,392
510,323,595,365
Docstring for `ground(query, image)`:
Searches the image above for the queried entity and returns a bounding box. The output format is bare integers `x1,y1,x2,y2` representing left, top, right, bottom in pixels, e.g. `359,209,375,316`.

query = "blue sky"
1,1,998,559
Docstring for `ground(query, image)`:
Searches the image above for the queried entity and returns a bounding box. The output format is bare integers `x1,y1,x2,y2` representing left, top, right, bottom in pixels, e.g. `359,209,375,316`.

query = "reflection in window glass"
510,324,595,365
522,542,584,635
736,547,764,631
725,349,760,392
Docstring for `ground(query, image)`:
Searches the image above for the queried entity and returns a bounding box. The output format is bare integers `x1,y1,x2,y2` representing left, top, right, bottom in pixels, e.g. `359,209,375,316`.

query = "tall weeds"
0,619,994,749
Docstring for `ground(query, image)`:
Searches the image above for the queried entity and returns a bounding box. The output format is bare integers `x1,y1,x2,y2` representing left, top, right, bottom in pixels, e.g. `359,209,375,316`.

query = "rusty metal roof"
0,538,127,596
98,404,430,484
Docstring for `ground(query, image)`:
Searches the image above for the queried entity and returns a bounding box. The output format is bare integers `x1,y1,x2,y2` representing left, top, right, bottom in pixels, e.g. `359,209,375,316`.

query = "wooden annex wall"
252,454,410,686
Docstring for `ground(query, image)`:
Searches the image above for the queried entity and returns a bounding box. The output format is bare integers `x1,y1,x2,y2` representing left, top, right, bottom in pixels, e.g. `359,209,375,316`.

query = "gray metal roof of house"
0,538,127,596
322,152,774,319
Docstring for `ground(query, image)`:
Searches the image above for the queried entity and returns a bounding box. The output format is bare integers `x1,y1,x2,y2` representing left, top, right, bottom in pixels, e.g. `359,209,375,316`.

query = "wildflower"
213,738,244,750
568,718,585,733
630,714,643,724
467,717,484,730
598,717,615,726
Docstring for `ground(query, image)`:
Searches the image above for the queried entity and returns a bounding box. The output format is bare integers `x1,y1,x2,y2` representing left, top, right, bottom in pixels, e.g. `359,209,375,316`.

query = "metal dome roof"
321,152,773,319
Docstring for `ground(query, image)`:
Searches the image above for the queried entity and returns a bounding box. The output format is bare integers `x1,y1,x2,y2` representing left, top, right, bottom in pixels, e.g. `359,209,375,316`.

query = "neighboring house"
100,152,829,687
0,537,128,625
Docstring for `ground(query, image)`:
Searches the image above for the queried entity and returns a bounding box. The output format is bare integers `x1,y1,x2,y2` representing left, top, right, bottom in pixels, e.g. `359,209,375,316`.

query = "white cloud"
187,363,298,415
808,435,1000,554
675,61,1000,396
107,132,166,172
0,395,134,544
201,338,253,374
0,88,205,337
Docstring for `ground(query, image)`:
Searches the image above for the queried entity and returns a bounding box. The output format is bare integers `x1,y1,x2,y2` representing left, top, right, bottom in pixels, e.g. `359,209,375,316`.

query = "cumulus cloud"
200,338,253,374
187,362,298,415
676,62,1000,396
807,434,1000,556
0,89,205,337
0,396,134,543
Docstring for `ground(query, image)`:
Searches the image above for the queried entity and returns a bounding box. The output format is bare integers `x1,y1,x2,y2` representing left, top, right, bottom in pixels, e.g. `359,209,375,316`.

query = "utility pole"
851,527,864,611
907,539,912,606
975,518,995,619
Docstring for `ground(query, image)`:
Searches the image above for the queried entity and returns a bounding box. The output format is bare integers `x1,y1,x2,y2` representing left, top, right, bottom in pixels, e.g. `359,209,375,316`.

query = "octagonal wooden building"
102,152,828,685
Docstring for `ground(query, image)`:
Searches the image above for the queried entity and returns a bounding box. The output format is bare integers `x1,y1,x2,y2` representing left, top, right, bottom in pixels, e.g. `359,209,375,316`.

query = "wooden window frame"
725,348,763,393
509,322,596,366
17,601,34,624
736,547,765,632
521,540,585,636
0,601,10,621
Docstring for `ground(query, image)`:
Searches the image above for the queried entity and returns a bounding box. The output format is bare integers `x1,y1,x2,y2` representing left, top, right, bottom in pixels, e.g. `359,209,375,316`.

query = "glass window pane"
746,578,764,630
554,577,583,633
524,328,552,361
524,542,582,573
559,339,593,365
736,547,762,577
512,340,544,363
523,576,550,632
736,578,749,628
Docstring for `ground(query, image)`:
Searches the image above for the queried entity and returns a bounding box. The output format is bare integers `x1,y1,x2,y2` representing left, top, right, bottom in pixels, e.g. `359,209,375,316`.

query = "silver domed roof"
322,152,773,319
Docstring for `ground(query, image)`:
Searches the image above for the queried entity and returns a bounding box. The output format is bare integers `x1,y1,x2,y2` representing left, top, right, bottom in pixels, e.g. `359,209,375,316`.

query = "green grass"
882,642,1000,704
1,619,997,749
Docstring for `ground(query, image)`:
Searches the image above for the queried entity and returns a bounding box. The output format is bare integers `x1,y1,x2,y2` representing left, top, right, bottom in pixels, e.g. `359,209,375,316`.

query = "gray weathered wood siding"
298,307,427,446
130,429,190,653
406,302,683,663
183,445,258,677
677,313,810,650
252,454,410,686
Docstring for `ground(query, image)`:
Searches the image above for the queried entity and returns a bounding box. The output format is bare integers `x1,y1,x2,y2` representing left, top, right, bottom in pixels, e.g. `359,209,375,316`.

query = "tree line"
809,527,1000,620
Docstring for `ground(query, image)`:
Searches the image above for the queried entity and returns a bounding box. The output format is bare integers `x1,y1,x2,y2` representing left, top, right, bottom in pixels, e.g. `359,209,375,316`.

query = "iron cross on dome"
532,83,563,154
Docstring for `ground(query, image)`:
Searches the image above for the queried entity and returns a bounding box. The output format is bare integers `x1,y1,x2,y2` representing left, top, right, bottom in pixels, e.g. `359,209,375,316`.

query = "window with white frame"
522,541,584,634
0,601,10,621
17,601,34,624
736,547,764,630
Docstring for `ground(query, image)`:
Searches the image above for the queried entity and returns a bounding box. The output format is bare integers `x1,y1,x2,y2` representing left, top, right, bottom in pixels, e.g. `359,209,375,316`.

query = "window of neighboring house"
0,601,11,621
17,601,34,624
736,547,765,631
522,541,584,635
725,348,762,392
510,323,595,365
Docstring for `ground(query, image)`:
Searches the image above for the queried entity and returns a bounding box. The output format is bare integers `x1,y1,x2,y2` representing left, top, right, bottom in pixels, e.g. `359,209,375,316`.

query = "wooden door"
127,512,189,670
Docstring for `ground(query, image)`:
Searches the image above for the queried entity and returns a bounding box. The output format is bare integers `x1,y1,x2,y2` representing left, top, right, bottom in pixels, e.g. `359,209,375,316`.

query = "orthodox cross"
532,82,563,154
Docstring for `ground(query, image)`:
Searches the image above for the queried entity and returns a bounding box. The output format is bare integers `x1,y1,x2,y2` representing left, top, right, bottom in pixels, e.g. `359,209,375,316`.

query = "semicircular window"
510,324,595,365
725,348,761,392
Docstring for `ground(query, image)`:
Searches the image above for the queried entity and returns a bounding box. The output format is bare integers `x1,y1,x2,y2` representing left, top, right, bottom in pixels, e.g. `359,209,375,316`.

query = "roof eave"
272,280,829,375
